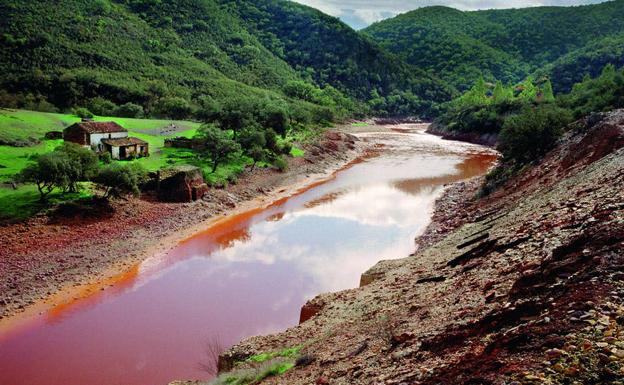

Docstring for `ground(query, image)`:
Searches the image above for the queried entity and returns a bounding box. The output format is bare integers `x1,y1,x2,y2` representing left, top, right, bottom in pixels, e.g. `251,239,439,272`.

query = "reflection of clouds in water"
293,184,440,227
207,183,437,295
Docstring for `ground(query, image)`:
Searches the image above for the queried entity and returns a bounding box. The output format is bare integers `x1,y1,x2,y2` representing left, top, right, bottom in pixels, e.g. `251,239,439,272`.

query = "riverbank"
0,127,372,327
211,111,624,384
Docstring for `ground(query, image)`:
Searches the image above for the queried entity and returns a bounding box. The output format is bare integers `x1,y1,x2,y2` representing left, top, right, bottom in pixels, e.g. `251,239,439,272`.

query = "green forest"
364,1,624,93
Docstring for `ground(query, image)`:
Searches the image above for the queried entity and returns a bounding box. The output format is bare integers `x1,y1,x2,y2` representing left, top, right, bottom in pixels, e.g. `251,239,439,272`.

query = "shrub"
498,105,573,164
55,142,99,192
74,107,94,119
89,97,118,116
115,102,144,118
99,152,112,164
155,96,194,119
18,152,72,201
93,163,147,199
273,156,288,172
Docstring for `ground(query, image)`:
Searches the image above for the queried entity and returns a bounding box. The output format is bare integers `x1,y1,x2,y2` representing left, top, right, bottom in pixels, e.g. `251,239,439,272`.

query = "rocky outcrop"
157,165,208,203
216,110,624,385
427,121,498,146
44,131,63,140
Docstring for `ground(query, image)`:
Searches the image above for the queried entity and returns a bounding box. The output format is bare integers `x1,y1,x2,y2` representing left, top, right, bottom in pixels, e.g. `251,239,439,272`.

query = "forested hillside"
0,0,452,119
225,0,454,116
364,1,624,92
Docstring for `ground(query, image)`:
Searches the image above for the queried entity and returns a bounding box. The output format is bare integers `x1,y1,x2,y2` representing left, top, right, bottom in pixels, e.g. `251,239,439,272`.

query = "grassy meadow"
0,109,305,220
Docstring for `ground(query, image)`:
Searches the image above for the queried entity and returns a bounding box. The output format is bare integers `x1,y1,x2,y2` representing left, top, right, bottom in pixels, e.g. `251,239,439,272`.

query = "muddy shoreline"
0,126,382,329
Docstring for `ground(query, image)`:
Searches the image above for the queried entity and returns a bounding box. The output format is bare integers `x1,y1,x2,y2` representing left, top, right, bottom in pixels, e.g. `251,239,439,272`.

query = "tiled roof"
69,121,127,134
101,137,148,147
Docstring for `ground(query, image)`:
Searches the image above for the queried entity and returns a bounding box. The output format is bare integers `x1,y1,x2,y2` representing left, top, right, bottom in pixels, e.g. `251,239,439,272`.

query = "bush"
93,163,147,199
498,105,573,164
273,156,288,172
115,102,144,118
55,142,99,192
74,107,94,119
155,96,194,119
99,152,112,164
89,97,118,116
17,143,98,199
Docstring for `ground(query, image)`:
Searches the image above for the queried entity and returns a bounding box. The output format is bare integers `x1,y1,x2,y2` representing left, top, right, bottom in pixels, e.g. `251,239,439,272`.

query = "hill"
0,0,452,118
226,0,454,116
364,1,624,92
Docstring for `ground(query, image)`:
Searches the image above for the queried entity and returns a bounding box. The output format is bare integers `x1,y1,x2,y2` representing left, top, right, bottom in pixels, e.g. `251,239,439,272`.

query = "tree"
196,125,241,173
517,76,539,101
74,107,94,119
247,146,266,170
260,102,289,138
18,153,71,201
156,96,194,119
498,105,572,164
540,79,555,102
93,163,147,199
115,102,144,118
55,143,99,192
214,98,255,139
492,81,513,103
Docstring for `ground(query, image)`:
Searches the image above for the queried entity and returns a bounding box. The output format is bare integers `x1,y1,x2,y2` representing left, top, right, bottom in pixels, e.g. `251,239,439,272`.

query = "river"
0,126,497,385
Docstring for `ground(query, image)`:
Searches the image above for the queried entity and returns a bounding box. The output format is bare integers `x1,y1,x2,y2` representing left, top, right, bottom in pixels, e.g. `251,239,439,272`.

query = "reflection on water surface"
0,128,497,385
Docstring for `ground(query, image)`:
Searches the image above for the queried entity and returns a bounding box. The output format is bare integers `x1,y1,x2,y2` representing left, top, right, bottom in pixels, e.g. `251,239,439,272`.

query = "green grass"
0,184,91,221
350,122,369,127
0,139,63,182
0,108,201,145
213,345,303,385
290,146,305,157
246,345,303,364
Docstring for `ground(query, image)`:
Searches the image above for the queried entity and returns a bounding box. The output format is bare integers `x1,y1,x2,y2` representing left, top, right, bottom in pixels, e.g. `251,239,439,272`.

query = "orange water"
0,128,497,385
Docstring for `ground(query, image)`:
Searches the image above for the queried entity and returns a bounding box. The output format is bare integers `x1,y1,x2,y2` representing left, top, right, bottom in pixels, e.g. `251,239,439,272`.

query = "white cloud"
292,0,608,29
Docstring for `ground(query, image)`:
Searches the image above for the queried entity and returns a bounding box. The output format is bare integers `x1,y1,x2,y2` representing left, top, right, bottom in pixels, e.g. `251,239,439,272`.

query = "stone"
157,165,207,203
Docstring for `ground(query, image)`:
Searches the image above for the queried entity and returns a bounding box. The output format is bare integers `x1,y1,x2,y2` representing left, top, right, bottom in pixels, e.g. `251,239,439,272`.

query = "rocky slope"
210,110,624,384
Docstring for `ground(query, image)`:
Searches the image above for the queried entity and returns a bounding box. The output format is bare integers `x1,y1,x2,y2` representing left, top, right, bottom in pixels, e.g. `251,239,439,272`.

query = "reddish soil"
0,131,367,323
216,110,624,384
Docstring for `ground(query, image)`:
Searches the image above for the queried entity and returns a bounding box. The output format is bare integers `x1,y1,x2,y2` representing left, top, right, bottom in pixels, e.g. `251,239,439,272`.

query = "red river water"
0,127,497,385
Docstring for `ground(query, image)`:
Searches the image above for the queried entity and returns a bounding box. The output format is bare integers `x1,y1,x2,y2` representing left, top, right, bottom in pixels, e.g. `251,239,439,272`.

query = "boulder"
299,297,326,324
157,165,207,203
44,131,63,140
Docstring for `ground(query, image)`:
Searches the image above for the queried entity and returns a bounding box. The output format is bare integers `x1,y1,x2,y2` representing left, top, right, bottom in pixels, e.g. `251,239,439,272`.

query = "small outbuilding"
101,137,149,160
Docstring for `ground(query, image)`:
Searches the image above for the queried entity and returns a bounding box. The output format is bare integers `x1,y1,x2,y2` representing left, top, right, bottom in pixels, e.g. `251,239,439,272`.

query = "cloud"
292,0,608,29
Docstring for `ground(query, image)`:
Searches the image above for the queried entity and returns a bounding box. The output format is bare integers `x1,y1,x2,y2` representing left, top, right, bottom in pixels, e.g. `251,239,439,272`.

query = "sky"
293,0,609,29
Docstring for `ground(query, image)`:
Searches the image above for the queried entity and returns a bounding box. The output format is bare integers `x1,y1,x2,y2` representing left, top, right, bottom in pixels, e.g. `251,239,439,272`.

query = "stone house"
101,137,149,160
63,120,149,160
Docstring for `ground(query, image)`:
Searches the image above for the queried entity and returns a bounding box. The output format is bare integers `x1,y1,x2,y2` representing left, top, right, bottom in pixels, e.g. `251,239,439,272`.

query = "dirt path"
0,128,373,329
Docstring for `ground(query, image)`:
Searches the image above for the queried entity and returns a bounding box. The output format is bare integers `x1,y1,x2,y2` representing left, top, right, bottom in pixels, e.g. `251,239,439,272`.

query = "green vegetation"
93,162,147,199
209,345,304,385
0,0,455,120
364,1,624,93
245,345,303,364
229,0,454,117
439,63,624,194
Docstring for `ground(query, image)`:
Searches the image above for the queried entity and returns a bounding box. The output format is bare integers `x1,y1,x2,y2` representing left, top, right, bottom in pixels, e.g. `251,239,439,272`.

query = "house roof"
101,137,148,147
67,121,127,134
